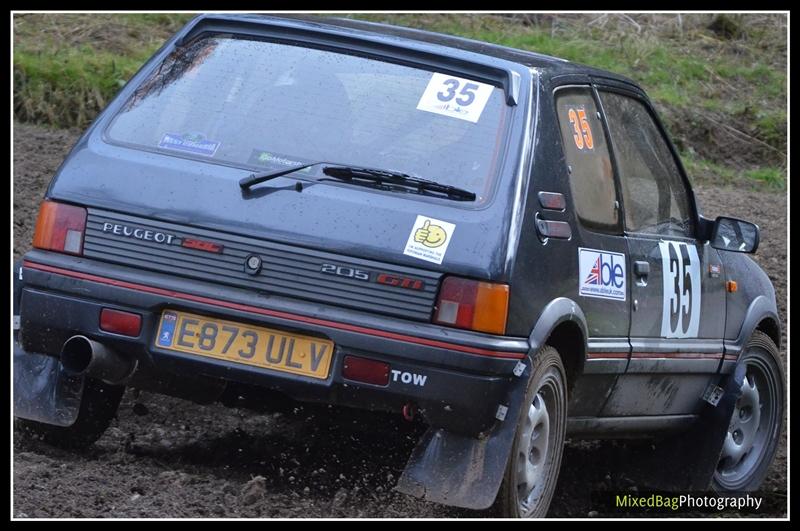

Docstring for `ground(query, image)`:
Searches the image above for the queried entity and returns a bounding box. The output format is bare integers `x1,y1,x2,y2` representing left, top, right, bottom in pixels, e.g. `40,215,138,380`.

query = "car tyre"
15,377,125,450
494,345,567,518
712,330,784,492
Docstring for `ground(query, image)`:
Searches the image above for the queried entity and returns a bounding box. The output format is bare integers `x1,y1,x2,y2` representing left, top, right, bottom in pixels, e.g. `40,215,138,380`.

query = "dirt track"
12,122,787,518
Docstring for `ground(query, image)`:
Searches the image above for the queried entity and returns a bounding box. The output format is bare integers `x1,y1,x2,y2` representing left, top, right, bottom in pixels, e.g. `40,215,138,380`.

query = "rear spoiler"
174,14,522,106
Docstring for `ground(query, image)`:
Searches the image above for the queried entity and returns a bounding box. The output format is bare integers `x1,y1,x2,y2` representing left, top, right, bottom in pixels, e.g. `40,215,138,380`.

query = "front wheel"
712,331,784,492
495,345,567,518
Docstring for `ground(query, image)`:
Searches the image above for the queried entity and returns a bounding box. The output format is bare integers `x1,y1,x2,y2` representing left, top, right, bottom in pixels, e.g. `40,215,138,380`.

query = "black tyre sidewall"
497,346,567,518
712,331,785,492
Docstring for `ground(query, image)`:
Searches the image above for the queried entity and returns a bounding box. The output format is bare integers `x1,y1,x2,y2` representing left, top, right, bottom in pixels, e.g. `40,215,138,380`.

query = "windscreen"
106,35,512,203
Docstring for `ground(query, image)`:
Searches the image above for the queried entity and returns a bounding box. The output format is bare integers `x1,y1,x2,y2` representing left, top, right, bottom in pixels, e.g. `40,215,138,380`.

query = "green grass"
12,12,787,190
14,47,152,128
744,167,786,189
13,13,193,128
681,151,785,190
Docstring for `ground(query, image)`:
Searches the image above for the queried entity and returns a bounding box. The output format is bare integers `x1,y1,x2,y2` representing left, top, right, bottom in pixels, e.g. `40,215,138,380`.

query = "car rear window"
106,35,512,204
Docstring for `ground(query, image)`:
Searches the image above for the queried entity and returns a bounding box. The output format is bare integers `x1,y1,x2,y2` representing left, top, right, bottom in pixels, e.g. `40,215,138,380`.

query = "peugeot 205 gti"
14,14,784,517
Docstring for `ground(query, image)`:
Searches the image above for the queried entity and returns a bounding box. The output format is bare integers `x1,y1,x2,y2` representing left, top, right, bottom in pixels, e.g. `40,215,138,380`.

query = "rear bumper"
16,251,530,434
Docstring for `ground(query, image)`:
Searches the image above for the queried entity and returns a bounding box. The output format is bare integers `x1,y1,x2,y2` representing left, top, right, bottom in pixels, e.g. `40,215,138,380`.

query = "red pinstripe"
588,351,724,360
23,261,525,360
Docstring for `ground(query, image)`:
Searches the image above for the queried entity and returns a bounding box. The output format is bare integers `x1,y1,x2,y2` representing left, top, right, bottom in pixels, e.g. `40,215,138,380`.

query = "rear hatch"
48,26,529,322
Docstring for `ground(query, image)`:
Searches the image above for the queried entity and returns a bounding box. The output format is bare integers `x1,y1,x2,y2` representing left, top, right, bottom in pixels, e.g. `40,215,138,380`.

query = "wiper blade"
322,165,476,201
240,162,477,202
239,162,323,189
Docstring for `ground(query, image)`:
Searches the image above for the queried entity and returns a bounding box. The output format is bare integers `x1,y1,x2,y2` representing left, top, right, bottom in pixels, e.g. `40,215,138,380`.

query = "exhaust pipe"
61,335,136,384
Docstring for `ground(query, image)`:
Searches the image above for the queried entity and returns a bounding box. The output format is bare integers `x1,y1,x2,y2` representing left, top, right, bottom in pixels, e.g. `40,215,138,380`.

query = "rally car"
14,14,784,518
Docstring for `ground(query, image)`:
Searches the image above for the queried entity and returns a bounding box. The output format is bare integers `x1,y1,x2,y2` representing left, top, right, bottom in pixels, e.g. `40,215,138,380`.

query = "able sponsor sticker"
403,215,456,265
578,248,626,301
159,132,220,157
416,73,494,123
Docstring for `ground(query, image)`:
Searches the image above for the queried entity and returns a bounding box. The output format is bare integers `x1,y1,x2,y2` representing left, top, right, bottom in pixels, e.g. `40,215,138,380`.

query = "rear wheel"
495,345,567,518
16,377,125,450
712,331,784,492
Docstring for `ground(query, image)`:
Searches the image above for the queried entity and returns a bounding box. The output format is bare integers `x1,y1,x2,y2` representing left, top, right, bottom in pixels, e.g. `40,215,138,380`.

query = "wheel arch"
731,295,782,354
528,297,588,390
755,316,781,351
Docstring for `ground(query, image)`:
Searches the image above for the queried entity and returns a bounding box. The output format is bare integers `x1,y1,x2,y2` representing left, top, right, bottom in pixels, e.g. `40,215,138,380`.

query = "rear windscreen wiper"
239,162,323,189
322,165,476,202
240,162,476,202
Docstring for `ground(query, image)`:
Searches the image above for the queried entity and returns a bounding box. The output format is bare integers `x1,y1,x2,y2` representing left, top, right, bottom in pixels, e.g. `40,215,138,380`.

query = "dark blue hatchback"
14,14,783,518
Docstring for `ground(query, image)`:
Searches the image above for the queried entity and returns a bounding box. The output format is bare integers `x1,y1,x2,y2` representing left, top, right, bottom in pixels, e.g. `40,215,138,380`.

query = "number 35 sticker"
416,73,494,123
567,107,594,150
659,241,701,338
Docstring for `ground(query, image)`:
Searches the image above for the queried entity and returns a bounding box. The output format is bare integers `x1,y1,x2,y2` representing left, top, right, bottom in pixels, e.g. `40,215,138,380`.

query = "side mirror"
710,216,759,253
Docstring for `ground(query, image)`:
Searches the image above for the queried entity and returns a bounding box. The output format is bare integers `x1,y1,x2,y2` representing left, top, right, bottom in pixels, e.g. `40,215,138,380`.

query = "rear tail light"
32,200,87,255
100,308,142,337
342,355,390,386
433,276,509,335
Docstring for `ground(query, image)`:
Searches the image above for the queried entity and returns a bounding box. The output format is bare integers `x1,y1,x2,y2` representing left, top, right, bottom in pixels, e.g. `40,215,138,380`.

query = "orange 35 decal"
567,107,594,150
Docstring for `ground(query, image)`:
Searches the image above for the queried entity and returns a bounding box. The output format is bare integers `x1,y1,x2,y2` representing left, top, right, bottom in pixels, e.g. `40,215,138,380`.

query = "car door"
551,84,631,417
596,87,727,416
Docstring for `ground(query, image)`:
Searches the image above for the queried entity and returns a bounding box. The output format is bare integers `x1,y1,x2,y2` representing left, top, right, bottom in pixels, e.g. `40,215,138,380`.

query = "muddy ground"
12,122,787,518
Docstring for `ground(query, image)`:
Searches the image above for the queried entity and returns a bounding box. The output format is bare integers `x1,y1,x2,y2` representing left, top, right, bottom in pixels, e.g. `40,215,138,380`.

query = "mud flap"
14,343,85,427
643,362,746,491
395,360,530,510
13,259,84,427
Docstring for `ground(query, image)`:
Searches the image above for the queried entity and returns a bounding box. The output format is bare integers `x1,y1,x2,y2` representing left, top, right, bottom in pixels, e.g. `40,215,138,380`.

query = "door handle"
634,261,650,277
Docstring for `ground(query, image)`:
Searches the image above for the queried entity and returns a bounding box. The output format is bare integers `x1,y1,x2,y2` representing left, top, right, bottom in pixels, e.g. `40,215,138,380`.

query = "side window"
599,91,693,237
555,87,619,232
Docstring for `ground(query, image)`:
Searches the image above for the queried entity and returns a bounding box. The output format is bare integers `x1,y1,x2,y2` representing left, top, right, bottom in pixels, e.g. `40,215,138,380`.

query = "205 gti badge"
659,241,701,338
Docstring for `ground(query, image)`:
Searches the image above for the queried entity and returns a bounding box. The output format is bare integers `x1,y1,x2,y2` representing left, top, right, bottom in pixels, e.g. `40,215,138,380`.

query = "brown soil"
12,122,787,518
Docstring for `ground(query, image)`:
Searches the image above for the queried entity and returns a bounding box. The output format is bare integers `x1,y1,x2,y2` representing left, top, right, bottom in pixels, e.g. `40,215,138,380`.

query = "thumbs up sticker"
414,219,448,247
404,215,456,264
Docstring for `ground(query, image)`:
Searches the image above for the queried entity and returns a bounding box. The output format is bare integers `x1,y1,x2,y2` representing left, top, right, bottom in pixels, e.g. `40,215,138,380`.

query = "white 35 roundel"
659,241,701,338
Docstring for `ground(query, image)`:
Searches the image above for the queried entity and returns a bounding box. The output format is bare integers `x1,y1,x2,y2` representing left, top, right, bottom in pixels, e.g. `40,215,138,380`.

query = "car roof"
212,13,642,90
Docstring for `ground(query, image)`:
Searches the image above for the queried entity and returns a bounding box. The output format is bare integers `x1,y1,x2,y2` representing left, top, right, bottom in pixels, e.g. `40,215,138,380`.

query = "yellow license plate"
154,310,333,379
